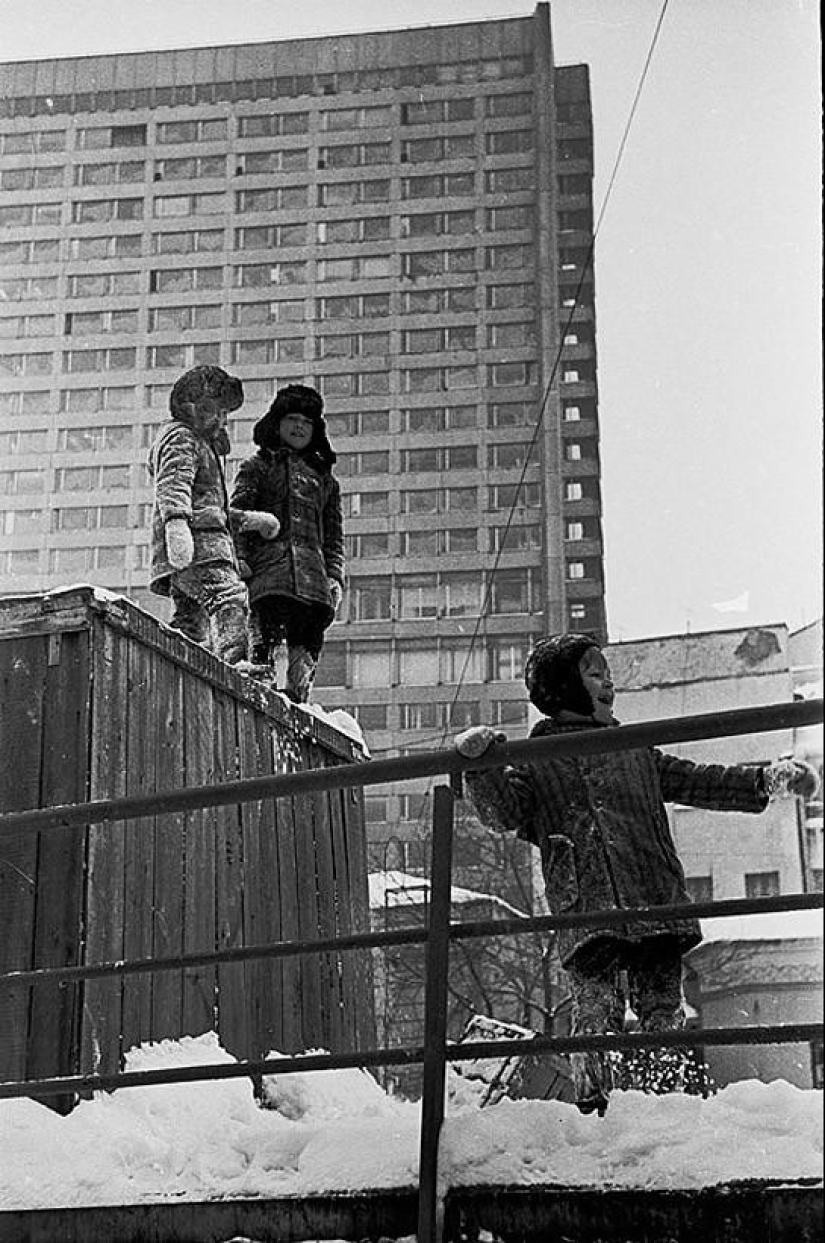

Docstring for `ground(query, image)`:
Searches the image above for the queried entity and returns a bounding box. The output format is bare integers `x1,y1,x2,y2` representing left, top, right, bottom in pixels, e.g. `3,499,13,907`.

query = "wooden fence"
0,586,374,1097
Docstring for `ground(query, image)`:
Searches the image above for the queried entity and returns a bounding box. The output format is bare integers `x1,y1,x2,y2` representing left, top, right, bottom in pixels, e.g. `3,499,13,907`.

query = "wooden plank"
289,735,323,1051
121,632,157,1052
254,713,285,1056
0,635,48,1083
271,728,304,1053
149,651,186,1042
213,690,247,1060
181,671,218,1039
343,783,377,1051
327,775,359,1052
237,702,266,1060
83,619,130,1076
307,741,344,1052
27,630,91,1100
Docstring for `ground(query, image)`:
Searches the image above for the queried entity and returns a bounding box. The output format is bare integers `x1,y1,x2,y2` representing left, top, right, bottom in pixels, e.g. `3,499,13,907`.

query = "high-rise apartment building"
0,5,606,865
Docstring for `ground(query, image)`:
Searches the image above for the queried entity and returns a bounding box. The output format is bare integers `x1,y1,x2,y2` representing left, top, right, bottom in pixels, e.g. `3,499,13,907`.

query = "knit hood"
168,365,244,455
524,632,602,720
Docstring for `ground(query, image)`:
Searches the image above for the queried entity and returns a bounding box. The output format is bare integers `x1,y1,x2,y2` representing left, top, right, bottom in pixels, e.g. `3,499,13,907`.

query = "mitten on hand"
763,758,820,801
454,725,505,760
165,517,194,570
329,580,343,612
241,510,280,540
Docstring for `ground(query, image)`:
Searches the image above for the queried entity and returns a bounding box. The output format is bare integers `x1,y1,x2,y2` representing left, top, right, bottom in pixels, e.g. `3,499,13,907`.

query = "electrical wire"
399,0,675,841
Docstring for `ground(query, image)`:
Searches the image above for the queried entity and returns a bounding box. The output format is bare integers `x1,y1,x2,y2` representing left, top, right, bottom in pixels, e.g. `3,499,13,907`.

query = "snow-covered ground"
0,1032,821,1212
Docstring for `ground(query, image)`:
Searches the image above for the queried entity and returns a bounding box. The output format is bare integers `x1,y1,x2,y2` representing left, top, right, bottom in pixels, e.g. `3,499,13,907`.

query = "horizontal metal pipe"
0,699,820,836
0,1023,819,1102
0,892,820,991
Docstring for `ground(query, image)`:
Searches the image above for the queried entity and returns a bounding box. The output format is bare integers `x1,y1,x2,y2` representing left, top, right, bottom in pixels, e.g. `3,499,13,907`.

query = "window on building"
488,441,538,471
398,645,440,686
156,118,226,144
744,871,780,899
489,639,531,682
685,876,714,905
488,481,540,510
353,703,389,732
351,648,392,687
489,569,537,615
490,524,541,552
57,425,132,452
491,699,529,726
351,577,392,621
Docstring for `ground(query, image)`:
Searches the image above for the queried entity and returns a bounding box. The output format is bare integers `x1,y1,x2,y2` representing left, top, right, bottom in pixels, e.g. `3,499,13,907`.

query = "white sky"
0,1031,821,1210
2,0,821,642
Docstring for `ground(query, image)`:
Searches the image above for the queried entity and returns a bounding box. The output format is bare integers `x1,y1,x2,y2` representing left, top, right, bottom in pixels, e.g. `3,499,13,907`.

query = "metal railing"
0,698,822,1243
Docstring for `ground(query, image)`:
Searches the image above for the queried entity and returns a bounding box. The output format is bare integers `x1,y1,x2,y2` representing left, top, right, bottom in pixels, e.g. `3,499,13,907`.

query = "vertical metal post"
417,784,454,1243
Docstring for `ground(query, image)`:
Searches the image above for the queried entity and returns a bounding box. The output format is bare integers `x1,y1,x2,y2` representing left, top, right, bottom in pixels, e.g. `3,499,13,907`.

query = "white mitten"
454,726,505,760
329,580,343,612
242,510,280,540
165,517,194,570
763,758,820,801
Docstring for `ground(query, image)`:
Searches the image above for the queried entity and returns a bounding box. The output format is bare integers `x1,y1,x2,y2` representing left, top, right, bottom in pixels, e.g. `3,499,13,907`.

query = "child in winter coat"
230,384,345,703
454,631,819,1116
148,365,280,664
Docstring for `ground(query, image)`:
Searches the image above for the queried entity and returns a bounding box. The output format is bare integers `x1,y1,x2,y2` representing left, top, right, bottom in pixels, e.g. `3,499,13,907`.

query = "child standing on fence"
454,632,818,1116
147,365,280,665
230,383,345,703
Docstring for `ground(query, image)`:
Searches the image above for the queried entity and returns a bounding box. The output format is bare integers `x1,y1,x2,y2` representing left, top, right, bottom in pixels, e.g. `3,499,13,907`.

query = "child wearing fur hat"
148,365,280,664
229,384,345,703
455,632,819,1116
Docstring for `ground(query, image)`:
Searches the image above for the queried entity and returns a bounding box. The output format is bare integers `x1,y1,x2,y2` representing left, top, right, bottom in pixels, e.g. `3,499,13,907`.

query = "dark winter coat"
464,717,769,967
230,446,345,626
147,413,241,597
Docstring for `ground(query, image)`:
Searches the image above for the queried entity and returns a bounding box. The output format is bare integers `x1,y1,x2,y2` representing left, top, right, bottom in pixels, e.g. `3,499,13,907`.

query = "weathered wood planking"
83,619,130,1075
0,587,373,1098
27,630,90,1109
181,671,217,1039
0,636,48,1083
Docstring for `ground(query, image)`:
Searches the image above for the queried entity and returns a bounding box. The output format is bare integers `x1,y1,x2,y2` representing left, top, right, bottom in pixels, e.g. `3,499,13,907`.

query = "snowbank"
0,1033,821,1211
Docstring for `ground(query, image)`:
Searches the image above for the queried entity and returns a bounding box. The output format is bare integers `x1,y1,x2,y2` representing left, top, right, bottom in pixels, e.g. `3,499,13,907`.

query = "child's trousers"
566,935,684,1112
169,563,249,665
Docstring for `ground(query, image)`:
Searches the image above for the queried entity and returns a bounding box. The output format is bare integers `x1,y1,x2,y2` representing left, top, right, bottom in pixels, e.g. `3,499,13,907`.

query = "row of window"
0,455,595,510
0,250,542,302
0,61,535,123
0,351,592,399
0,387,593,428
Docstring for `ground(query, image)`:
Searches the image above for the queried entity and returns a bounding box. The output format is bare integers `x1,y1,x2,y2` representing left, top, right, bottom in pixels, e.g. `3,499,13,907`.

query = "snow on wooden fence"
0,586,374,1101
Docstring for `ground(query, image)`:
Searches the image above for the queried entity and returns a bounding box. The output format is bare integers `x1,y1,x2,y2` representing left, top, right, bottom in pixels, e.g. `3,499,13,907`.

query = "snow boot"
571,1050,613,1117
211,599,249,666
285,645,317,704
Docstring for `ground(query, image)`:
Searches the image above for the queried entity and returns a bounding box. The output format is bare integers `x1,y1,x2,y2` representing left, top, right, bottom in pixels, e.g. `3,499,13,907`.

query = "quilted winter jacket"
230,447,345,623
464,717,769,966
147,420,240,596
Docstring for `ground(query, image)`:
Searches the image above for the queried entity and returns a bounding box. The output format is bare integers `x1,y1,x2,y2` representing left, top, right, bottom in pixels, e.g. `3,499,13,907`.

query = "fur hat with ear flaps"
252,383,337,473
524,632,602,719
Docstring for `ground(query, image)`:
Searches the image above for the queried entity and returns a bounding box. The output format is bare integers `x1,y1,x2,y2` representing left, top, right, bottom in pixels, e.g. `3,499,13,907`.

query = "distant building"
606,624,814,901
0,4,607,873
607,623,823,1089
685,910,823,1090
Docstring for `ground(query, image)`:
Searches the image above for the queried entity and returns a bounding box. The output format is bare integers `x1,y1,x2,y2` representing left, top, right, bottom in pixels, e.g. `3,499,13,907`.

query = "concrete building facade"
0,5,606,867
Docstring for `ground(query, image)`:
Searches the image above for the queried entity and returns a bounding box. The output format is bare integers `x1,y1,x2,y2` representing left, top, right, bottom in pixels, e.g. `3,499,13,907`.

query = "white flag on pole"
711,590,750,613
